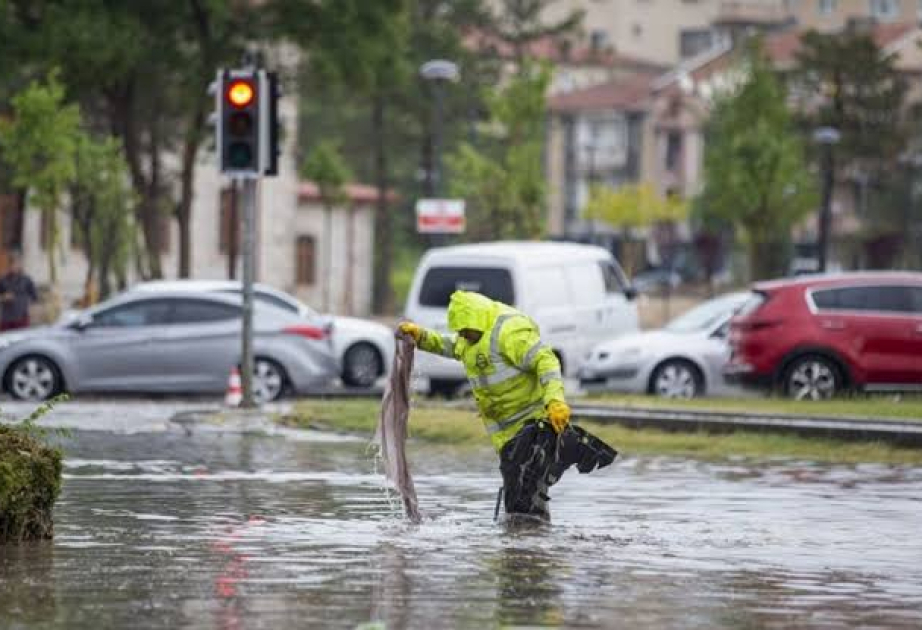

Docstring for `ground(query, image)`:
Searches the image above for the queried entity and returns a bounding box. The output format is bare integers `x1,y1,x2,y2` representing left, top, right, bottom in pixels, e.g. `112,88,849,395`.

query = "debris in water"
373,332,421,523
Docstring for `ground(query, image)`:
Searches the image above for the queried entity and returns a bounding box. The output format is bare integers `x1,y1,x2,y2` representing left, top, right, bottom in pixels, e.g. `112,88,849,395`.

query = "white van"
404,241,639,395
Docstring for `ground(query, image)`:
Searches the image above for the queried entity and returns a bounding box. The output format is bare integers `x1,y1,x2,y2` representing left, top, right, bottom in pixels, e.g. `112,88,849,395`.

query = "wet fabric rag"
374,332,421,523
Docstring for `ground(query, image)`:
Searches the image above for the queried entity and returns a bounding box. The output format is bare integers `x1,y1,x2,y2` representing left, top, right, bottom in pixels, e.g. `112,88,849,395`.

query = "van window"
524,267,569,309
565,264,605,306
419,267,515,307
599,260,629,293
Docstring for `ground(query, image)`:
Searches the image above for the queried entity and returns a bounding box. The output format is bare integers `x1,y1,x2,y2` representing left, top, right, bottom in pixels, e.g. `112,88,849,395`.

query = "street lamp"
420,60,459,198
813,126,840,273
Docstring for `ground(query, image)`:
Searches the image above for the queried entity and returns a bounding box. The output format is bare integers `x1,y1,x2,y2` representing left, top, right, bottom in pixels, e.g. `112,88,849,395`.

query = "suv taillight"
283,324,328,340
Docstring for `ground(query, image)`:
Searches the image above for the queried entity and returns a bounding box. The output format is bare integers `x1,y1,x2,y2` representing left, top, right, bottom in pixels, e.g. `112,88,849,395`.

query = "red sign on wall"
416,199,466,234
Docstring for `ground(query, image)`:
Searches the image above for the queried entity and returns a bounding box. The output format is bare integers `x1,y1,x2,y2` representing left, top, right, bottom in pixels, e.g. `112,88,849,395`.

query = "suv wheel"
784,355,840,400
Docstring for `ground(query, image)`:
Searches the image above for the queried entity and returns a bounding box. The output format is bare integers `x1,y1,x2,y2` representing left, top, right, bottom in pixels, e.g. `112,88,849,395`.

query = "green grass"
585,394,922,422
279,399,922,465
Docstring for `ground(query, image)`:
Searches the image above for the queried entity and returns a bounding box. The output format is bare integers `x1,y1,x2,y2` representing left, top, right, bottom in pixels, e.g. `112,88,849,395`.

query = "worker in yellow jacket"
400,290,615,521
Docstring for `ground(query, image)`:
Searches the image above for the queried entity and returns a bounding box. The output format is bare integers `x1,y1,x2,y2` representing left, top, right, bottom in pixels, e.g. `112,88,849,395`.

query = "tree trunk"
371,91,393,315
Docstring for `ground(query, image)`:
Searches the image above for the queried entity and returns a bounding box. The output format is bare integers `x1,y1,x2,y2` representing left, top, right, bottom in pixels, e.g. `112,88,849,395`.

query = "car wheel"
650,359,703,399
784,355,840,400
253,358,286,403
5,356,63,401
341,343,383,388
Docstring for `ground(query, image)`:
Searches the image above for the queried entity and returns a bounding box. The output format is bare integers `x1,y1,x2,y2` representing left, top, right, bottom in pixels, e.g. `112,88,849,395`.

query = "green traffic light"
227,142,253,168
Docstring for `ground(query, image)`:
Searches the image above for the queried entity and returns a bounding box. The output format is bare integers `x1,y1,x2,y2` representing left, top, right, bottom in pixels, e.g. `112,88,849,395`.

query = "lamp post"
420,60,459,199
813,126,840,273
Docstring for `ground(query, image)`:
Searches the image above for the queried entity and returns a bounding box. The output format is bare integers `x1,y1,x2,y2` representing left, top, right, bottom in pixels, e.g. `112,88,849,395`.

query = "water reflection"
0,426,920,629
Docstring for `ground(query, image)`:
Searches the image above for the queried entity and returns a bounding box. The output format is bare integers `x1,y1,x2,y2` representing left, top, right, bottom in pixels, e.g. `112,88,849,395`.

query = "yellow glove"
546,400,571,434
398,321,422,343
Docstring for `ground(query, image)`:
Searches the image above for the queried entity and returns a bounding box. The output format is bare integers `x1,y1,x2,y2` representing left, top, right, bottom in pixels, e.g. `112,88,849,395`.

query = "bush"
0,398,66,543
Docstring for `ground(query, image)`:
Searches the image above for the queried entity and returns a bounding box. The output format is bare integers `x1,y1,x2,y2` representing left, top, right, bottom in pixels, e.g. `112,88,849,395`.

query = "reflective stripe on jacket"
418,291,565,452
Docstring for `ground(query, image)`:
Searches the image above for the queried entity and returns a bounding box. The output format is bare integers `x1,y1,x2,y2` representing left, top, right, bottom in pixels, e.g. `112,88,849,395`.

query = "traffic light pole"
240,177,257,408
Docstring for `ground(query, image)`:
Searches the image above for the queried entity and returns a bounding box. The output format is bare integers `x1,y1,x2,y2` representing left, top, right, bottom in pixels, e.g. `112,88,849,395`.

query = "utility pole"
213,62,279,407
240,177,256,407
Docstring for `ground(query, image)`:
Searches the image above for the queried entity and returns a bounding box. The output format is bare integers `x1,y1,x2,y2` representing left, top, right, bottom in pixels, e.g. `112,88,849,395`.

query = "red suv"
725,272,922,399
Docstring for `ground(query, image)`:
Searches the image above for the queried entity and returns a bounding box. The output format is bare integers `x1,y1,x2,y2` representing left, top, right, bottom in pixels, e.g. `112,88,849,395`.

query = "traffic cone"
225,366,243,407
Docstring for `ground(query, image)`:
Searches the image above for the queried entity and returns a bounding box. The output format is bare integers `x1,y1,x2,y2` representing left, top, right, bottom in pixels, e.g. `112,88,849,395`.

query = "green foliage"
0,71,82,285
72,134,137,299
793,29,907,167
0,396,68,543
447,62,552,240
697,43,817,280
300,140,353,209
584,182,688,229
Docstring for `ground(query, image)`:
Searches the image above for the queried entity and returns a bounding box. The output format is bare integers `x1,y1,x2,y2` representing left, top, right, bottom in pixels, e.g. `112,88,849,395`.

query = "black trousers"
498,420,619,519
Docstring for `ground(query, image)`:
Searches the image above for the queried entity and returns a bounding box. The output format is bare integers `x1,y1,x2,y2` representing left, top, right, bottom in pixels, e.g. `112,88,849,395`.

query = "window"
665,132,683,171
599,260,629,294
680,28,713,59
219,187,240,255
910,287,922,313
870,0,897,19
295,235,316,285
171,299,240,324
92,300,172,327
419,267,515,307
812,285,914,313
819,0,836,14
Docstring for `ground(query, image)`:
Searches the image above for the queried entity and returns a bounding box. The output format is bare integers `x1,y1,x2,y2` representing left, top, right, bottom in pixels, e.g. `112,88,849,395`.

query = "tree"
300,140,353,312
0,72,81,312
447,62,552,241
71,134,137,301
697,44,817,281
583,182,688,276
484,0,584,62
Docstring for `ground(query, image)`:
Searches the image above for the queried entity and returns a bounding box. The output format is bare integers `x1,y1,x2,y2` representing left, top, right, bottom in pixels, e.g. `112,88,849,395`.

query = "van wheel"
784,355,841,400
429,379,463,399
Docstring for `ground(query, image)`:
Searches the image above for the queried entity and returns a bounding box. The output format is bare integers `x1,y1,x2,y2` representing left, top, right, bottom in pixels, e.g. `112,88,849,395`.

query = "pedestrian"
0,251,37,331
399,290,615,522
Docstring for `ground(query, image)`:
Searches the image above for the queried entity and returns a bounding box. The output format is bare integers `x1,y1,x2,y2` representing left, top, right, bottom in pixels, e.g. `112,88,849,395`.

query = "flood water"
2,401,922,629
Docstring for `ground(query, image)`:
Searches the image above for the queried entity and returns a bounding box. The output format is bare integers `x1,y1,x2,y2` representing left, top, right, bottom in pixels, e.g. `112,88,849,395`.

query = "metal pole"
817,142,833,273
240,177,256,408
432,80,445,248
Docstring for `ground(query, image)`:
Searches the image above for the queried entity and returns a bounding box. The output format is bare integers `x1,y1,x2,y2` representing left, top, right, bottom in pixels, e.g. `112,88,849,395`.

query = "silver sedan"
0,290,339,402
578,292,750,398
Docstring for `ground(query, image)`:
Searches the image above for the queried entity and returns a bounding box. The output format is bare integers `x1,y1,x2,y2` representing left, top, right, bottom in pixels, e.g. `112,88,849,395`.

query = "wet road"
2,401,922,629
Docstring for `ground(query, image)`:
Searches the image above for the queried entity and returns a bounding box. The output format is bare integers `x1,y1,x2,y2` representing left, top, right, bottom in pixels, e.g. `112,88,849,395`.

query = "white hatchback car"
130,280,394,388
579,291,750,398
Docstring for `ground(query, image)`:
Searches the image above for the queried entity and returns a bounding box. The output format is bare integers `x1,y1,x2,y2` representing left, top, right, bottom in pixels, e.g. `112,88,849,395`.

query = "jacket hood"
447,291,495,332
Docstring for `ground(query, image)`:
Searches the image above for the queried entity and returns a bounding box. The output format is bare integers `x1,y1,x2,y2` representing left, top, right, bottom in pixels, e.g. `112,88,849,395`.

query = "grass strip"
281,399,922,465
584,394,922,423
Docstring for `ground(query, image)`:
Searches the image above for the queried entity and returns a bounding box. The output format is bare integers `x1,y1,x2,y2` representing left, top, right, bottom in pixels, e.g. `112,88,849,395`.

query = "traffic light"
216,70,259,176
215,69,280,177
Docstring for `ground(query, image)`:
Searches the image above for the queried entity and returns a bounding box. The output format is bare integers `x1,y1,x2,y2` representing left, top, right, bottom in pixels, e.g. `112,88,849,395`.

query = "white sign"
416,199,466,234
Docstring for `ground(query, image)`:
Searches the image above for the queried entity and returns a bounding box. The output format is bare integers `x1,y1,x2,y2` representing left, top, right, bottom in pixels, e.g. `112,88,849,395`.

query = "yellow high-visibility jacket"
417,291,566,452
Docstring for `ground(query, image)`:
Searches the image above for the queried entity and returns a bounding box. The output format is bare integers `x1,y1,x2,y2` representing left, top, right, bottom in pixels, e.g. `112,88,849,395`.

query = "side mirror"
70,313,93,331
623,287,638,301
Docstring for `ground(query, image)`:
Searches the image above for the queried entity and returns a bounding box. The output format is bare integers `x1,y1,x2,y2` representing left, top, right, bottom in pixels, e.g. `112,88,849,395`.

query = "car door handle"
916,324,922,335
550,325,577,334
820,320,846,330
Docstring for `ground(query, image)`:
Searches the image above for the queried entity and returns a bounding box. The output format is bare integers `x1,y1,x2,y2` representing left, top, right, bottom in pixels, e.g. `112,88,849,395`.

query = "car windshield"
664,294,746,333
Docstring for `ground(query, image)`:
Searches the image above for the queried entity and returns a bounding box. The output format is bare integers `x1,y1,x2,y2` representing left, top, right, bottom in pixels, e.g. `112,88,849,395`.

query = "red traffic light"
227,80,255,108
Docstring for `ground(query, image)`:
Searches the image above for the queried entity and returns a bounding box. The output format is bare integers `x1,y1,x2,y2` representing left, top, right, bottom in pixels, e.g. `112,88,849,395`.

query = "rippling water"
2,404,922,629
